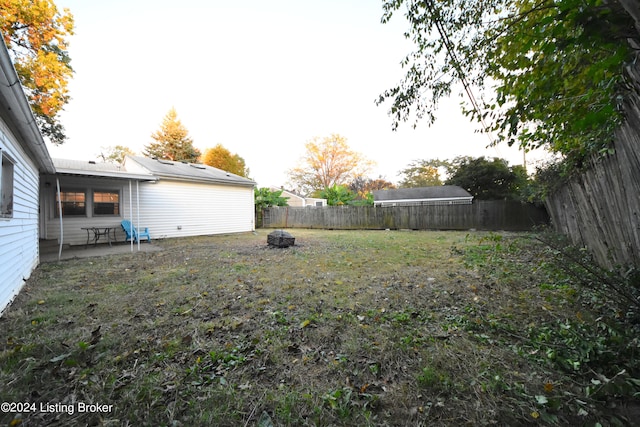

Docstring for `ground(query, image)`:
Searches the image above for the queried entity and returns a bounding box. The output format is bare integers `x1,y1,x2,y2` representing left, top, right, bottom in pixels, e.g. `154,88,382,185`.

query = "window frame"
92,189,120,216
55,189,87,217
0,150,15,219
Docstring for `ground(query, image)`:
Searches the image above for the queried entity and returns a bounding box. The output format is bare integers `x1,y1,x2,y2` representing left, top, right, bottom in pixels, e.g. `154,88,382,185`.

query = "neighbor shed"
373,186,473,207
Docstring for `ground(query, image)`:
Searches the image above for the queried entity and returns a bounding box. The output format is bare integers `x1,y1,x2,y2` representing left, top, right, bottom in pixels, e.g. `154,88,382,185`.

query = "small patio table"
81,226,118,248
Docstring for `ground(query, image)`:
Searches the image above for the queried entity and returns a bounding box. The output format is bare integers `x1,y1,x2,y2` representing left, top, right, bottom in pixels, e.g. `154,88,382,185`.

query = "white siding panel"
131,180,255,239
42,175,131,245
41,176,255,245
0,122,41,315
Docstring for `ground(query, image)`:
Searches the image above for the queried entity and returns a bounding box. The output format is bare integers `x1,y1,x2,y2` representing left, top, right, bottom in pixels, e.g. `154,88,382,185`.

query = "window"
1,152,14,218
56,191,86,216
93,190,119,215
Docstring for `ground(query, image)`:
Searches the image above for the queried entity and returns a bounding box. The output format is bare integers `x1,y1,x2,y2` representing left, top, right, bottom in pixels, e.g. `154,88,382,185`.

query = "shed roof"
126,156,255,187
373,186,472,202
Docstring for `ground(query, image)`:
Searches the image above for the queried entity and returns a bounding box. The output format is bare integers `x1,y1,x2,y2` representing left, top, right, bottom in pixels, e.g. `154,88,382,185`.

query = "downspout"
136,180,140,251
56,178,63,260
129,180,133,252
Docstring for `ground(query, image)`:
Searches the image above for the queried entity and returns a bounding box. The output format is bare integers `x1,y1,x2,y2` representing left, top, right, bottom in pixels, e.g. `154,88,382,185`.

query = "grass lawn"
0,229,638,426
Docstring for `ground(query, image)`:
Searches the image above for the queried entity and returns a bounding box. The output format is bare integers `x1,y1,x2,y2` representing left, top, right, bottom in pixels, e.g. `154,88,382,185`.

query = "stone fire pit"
267,230,295,248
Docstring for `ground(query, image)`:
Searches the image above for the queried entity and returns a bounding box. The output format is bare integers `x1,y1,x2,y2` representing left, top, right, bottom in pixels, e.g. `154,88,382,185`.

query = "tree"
254,187,289,210
254,187,289,227
397,159,449,188
349,192,374,206
287,134,374,195
509,164,532,202
445,156,519,200
320,184,356,206
349,175,395,196
201,144,249,177
143,108,200,162
1,0,75,144
348,175,395,204
377,0,638,172
98,145,136,165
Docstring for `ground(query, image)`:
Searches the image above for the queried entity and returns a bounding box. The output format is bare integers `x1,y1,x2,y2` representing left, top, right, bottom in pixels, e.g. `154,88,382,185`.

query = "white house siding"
0,121,41,314
41,175,140,245
132,180,254,239
41,175,254,245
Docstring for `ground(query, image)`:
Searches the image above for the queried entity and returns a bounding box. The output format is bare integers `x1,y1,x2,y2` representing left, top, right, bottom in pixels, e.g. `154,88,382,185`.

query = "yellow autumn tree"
0,0,75,144
287,134,374,196
143,108,201,162
201,144,249,177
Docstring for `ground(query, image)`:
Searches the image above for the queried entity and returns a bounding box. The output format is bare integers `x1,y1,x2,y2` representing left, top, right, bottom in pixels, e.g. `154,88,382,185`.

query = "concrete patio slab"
40,242,163,263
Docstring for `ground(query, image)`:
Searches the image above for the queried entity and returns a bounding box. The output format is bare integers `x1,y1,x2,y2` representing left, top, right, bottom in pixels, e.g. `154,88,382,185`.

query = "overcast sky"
46,0,549,187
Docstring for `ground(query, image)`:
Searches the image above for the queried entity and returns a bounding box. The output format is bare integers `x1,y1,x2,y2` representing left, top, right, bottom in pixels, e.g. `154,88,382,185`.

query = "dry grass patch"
0,229,638,426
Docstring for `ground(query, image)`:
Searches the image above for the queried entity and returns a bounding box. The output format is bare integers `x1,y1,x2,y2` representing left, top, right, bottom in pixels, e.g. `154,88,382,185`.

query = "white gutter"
54,168,157,182
375,196,474,205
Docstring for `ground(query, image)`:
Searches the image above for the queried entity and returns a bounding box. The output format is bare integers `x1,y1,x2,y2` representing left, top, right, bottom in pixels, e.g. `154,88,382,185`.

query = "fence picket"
261,200,548,232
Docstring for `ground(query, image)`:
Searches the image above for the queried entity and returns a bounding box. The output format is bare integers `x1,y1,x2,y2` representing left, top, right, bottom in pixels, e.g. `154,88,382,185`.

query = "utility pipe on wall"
56,178,63,260
129,180,133,252
136,180,140,251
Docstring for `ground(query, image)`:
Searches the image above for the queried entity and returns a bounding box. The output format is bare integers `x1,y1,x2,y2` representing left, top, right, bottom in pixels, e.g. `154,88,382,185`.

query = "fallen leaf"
257,411,274,427
50,353,72,363
90,326,102,345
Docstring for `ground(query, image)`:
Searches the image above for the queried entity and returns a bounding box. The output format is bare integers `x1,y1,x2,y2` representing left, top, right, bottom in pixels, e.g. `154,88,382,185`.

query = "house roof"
0,37,55,174
126,156,256,187
269,187,304,201
373,186,473,202
53,158,157,181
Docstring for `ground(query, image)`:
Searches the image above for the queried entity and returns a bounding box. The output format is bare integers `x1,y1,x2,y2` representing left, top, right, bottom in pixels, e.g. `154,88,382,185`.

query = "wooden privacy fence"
261,200,549,231
544,89,640,270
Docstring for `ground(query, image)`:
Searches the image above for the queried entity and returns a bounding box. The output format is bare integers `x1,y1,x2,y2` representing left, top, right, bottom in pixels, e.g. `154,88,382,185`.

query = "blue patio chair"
121,219,151,243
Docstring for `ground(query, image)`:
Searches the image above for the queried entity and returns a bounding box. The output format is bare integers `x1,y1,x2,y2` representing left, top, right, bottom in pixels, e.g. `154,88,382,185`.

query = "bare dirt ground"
1,229,638,426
